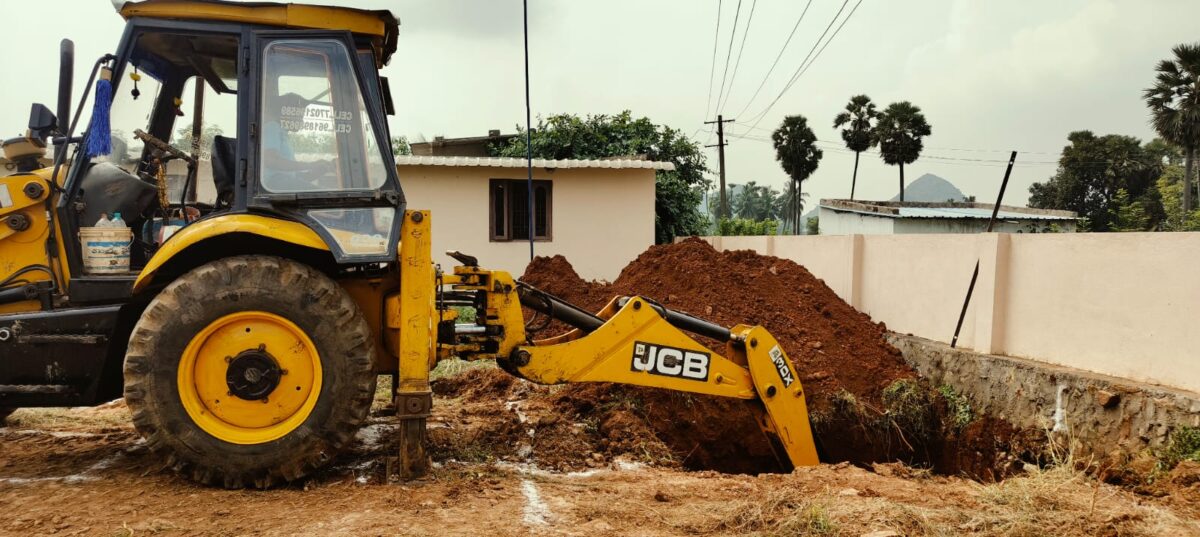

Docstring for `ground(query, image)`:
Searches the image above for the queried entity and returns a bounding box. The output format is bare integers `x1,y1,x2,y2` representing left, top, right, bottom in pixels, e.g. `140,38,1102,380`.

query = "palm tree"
833,95,879,200
776,180,810,232
734,181,780,221
874,101,932,202
772,115,823,234
1144,43,1200,212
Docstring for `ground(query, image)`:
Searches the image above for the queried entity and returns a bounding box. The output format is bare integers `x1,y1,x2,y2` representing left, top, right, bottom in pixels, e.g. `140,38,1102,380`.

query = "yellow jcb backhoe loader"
0,0,818,487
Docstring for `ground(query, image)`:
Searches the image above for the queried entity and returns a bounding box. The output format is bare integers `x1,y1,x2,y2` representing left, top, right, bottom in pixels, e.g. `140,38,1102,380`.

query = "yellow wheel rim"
178,311,322,444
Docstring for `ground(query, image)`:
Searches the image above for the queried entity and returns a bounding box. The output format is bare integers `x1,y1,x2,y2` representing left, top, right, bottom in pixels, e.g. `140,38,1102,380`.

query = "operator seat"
211,135,236,209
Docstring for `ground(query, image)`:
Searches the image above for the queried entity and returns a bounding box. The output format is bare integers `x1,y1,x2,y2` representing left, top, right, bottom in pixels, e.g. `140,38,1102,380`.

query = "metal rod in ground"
951,151,1017,348
523,0,534,261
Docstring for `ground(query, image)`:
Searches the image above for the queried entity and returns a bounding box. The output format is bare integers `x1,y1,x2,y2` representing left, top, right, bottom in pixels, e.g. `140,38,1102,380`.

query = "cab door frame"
241,30,405,264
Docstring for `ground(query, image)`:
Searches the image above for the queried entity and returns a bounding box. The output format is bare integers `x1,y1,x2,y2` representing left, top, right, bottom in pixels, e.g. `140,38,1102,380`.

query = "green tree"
491,111,708,243
1145,137,1184,166
805,214,820,235
775,179,809,233
1109,189,1153,231
832,95,879,200
1028,131,1163,231
772,115,822,234
732,181,780,221
1144,43,1200,213
716,218,778,236
391,135,412,156
874,101,932,202
1157,165,1200,230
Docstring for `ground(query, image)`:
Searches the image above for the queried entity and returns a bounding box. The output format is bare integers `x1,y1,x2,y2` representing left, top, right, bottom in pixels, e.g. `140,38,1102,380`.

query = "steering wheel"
133,129,196,166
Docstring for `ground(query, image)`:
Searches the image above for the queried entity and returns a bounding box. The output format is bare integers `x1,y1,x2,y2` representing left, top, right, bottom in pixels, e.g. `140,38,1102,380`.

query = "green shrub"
1160,426,1200,469
716,218,778,236
937,384,974,431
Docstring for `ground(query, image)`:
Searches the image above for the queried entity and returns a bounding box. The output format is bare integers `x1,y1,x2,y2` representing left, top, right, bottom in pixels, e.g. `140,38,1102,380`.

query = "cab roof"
113,0,399,65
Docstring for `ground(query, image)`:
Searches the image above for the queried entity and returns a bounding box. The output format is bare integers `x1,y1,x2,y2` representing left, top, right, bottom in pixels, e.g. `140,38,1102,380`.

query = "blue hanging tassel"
84,68,113,158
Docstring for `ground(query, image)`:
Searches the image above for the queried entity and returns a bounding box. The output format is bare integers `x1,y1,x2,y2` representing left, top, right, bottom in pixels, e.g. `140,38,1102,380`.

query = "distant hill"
889,174,968,202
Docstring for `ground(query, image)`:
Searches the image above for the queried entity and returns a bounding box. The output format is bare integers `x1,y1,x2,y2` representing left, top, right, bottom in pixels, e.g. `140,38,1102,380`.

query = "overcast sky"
4,0,1197,206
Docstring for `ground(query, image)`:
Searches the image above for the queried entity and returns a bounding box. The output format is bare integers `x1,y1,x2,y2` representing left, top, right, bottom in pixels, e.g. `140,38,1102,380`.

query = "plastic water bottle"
95,214,112,227
111,212,127,229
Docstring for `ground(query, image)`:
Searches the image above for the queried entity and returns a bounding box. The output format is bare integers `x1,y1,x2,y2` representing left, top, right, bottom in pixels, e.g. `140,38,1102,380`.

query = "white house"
817,199,1077,235
396,155,668,280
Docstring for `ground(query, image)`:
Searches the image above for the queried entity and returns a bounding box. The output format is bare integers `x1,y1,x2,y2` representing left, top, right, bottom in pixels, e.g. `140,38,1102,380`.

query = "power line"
712,0,744,118
744,0,859,133
703,0,724,120
733,0,813,119
716,0,758,114
778,0,864,98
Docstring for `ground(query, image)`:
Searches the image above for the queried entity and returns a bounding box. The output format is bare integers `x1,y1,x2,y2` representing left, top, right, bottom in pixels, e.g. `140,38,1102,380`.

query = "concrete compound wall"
697,232,1200,395
891,335,1200,454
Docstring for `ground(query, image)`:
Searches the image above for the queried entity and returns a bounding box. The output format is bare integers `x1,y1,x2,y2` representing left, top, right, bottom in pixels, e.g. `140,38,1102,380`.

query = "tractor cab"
0,0,402,409
55,1,403,303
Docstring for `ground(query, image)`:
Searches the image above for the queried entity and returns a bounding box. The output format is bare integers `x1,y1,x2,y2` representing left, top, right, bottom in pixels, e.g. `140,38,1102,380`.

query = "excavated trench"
432,239,1046,481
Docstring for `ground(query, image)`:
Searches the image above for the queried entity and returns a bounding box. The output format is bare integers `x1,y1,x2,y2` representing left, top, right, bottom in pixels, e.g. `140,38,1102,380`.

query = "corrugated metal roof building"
817,199,1078,235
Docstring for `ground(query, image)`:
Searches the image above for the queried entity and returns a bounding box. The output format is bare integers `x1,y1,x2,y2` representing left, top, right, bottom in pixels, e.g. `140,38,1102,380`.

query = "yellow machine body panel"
119,1,390,37
117,0,398,65
0,168,66,315
514,297,757,400
132,214,329,292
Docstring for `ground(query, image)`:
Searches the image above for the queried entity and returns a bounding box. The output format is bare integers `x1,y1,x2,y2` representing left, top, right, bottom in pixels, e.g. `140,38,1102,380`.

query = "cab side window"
259,39,389,193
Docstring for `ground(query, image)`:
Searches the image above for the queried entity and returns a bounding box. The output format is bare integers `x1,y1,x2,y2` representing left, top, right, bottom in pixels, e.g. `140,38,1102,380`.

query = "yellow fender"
133,214,329,292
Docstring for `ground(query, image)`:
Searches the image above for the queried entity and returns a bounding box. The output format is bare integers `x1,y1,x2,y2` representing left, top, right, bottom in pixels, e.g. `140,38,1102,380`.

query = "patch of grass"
451,305,477,324
372,375,393,407
430,358,496,382
597,388,645,414
777,503,837,536
440,440,498,463
7,401,131,431
706,488,837,536
1159,425,1200,470
937,384,974,431
830,389,862,416
882,379,935,441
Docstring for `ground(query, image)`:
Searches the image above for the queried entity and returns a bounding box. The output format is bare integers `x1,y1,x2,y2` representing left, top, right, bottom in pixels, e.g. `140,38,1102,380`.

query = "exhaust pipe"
57,39,74,135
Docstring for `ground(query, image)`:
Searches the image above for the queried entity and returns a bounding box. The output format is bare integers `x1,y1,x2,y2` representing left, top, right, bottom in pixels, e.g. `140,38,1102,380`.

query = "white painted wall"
696,232,1200,394
819,207,894,235
400,164,655,281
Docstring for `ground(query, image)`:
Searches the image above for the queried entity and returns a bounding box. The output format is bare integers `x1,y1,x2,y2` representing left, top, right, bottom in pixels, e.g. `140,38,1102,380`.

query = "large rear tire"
124,256,376,488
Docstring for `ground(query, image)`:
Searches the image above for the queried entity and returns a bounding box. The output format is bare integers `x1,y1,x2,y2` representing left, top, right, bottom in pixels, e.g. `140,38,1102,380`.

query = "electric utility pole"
705,115,735,219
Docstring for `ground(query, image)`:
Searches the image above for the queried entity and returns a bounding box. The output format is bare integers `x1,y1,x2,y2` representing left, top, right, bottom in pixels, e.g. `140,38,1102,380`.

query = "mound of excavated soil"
516,239,1040,478
522,238,912,414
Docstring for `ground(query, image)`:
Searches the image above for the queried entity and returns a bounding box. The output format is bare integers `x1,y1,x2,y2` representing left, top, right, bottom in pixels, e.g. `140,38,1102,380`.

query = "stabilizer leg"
394,210,435,480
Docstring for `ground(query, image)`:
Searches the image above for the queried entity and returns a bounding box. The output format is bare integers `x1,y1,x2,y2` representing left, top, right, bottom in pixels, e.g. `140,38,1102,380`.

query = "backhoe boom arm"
435,262,820,471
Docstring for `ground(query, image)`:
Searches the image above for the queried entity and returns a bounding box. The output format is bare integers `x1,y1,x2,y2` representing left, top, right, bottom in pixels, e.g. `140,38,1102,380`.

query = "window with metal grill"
489,179,551,241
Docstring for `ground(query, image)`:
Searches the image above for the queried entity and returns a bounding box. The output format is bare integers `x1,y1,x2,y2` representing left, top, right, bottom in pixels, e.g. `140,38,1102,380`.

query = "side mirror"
58,39,74,135
26,103,57,147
